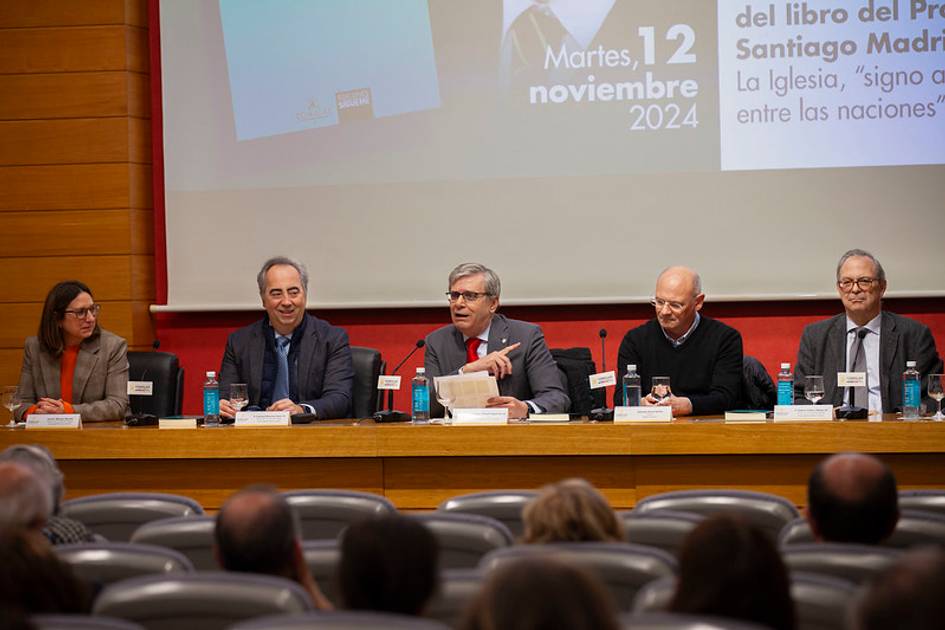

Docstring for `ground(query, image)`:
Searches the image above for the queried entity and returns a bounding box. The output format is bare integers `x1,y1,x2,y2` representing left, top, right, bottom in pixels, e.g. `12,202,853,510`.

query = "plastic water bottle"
902,360,921,420
412,367,430,423
622,364,642,407
203,371,220,427
777,362,794,406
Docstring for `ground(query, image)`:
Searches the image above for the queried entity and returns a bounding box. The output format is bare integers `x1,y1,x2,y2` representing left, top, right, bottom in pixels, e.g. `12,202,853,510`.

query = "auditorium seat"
55,542,193,586
61,492,205,542
411,512,513,569
621,612,771,630
781,543,901,584
31,615,146,630
631,575,675,613
790,572,858,630
423,568,483,629
779,510,945,549
283,490,396,540
229,611,450,629
619,510,705,557
480,542,677,612
632,490,799,540
301,540,341,606
437,490,538,538
899,489,945,515
349,346,385,419
126,351,184,418
130,516,217,570
92,572,313,630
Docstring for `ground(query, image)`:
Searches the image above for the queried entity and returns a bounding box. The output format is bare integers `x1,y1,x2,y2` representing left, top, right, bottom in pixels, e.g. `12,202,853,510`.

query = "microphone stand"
374,340,425,423
589,328,614,421
836,329,869,420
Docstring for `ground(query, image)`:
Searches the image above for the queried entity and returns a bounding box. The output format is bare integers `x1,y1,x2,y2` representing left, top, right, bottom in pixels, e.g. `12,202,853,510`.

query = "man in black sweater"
614,267,743,416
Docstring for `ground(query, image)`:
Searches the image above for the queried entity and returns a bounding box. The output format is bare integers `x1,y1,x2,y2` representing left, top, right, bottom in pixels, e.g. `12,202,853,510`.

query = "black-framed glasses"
838,277,879,292
446,291,492,303
650,297,687,312
63,304,101,319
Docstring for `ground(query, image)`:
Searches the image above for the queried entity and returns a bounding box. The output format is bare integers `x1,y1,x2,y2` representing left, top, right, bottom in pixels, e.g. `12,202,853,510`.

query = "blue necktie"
272,336,291,402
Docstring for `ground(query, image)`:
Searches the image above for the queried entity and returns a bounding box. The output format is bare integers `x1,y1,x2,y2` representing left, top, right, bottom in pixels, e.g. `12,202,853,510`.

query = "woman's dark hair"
38,280,95,357
461,557,620,630
0,529,90,615
670,514,796,630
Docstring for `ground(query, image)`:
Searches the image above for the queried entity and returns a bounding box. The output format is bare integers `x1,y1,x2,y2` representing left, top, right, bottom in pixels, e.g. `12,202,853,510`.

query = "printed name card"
127,381,153,395
235,410,291,426
25,414,81,429
773,405,834,421
377,375,402,390
588,371,616,390
451,408,509,425
614,406,673,423
837,372,867,387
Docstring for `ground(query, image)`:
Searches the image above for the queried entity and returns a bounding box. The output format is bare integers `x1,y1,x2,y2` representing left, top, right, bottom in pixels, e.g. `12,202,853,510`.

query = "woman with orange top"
14,281,128,422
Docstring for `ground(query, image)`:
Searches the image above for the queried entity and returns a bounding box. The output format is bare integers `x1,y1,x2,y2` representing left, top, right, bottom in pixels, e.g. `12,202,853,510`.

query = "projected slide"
218,0,441,141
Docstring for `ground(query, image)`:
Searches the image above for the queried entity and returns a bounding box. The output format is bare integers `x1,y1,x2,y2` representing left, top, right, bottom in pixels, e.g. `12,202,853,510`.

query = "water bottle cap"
906,361,916,368
627,364,636,371
206,371,215,377
781,363,791,369
416,367,425,374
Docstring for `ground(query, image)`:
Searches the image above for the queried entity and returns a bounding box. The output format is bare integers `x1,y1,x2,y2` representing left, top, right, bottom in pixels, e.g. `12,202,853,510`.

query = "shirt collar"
502,0,617,49
846,312,882,335
463,324,491,345
662,313,701,348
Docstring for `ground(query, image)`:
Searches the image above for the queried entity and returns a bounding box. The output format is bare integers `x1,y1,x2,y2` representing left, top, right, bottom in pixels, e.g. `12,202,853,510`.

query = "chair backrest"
437,490,538,539
782,543,902,584
301,540,341,606
480,542,677,612
621,612,772,630
55,542,193,586
31,615,146,630
780,510,945,550
790,572,858,630
411,513,513,569
127,351,183,417
229,611,451,629
423,568,483,629
92,572,313,630
633,490,799,540
350,346,384,419
779,517,816,546
130,516,217,570
283,490,396,540
61,493,205,542
548,347,602,416
620,510,705,557
741,355,776,410
632,576,676,613
899,489,945,516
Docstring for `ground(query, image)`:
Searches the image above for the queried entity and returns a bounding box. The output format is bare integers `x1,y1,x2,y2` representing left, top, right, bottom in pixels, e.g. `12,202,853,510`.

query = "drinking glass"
434,379,454,425
229,383,248,415
804,375,825,405
2,386,22,428
928,374,944,420
650,376,672,402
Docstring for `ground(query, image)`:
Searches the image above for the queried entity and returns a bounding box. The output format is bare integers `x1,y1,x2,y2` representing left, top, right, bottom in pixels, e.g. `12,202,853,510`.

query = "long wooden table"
2,418,943,511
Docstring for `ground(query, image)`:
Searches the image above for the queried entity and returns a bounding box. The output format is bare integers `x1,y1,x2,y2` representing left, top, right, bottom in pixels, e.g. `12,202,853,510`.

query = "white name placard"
588,371,616,390
377,375,402,390
451,408,509,425
235,410,291,426
26,414,81,429
127,381,153,395
774,405,834,421
837,372,867,387
614,406,673,423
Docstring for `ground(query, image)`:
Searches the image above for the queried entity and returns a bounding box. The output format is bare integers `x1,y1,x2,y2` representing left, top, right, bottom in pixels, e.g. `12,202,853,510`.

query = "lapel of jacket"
249,321,267,401
73,334,102,402
825,316,847,406
879,312,898,403
39,346,62,399
486,315,513,394
295,315,317,396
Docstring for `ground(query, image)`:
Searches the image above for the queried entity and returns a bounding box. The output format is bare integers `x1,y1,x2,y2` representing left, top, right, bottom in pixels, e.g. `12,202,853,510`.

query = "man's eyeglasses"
838,277,880,292
63,304,101,319
446,291,492,303
650,298,688,312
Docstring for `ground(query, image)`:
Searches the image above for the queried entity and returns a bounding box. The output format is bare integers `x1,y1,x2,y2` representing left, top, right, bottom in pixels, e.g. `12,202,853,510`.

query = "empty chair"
620,510,705,557
31,615,146,630
130,516,216,570
622,612,772,630
899,489,945,515
55,542,193,586
349,346,385,419
480,542,677,611
61,493,204,542
437,490,538,538
301,540,341,606
790,572,858,630
782,543,902,584
92,572,313,630
780,510,945,550
423,568,483,629
229,611,450,629
411,513,513,569
126,351,183,418
282,490,396,540
632,490,799,540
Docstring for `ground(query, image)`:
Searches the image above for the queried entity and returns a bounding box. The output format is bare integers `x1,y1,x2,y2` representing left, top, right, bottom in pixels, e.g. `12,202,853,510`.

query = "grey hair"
448,262,501,298
0,461,52,530
658,266,702,296
837,249,886,282
257,256,309,295
0,444,64,514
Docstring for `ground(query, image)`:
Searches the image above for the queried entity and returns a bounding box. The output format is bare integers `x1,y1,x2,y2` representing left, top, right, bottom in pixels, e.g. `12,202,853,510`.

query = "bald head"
653,266,704,339
808,453,898,544
0,461,52,532
656,266,702,296
215,487,299,578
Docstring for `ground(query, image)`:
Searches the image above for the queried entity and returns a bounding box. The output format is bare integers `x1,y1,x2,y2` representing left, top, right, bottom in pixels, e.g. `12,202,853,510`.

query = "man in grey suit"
219,257,353,419
424,263,569,418
795,249,942,413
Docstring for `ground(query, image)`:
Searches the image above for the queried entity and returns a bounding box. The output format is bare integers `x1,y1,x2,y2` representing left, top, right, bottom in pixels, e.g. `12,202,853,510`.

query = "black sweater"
614,317,743,415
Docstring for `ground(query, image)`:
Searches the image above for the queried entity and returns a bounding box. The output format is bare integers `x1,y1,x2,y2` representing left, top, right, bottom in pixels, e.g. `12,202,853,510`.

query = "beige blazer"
15,329,129,421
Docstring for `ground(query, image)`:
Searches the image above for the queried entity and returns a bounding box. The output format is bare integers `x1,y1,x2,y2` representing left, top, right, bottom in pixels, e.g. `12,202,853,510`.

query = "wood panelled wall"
0,0,154,387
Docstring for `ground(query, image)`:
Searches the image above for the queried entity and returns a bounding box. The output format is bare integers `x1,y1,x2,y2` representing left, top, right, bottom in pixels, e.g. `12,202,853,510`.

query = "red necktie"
465,338,482,364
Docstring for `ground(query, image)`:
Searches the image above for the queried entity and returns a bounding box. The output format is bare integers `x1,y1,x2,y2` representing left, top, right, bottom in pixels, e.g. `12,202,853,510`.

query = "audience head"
807,452,899,544
337,514,438,615
522,478,625,544
0,462,52,532
38,280,98,356
460,557,619,630
653,266,704,339
0,444,65,514
670,514,795,630
447,262,501,338
0,528,89,615
853,548,945,630
835,249,886,324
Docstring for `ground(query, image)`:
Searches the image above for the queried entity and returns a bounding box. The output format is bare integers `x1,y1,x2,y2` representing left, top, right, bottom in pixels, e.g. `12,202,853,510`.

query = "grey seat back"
31,615,146,630
480,542,677,612
283,490,396,540
899,489,945,515
301,540,341,606
92,572,313,630
620,510,705,557
229,611,450,629
632,576,676,613
423,568,482,629
791,572,858,630
782,543,901,584
622,612,772,630
130,516,217,570
633,490,799,540
780,510,945,549
55,542,193,586
411,513,513,569
61,493,204,542
437,490,539,539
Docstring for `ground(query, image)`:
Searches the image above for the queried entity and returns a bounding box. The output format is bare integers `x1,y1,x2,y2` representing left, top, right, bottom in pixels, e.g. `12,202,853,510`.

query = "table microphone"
589,328,614,421
374,339,425,423
836,328,869,420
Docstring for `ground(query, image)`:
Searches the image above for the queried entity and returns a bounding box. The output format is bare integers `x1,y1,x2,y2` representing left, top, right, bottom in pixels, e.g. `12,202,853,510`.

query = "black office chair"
549,347,602,416
350,346,384,419
740,355,776,410
127,351,184,417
